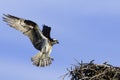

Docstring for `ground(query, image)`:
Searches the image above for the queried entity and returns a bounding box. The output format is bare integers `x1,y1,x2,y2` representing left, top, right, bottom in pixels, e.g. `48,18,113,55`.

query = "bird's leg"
50,57,54,61
47,56,54,61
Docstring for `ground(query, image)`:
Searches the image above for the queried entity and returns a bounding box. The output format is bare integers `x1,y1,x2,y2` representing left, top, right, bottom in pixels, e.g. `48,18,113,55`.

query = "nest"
63,60,120,80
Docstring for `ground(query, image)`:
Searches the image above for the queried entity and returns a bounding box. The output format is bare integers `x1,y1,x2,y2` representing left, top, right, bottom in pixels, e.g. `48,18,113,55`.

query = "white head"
51,39,59,45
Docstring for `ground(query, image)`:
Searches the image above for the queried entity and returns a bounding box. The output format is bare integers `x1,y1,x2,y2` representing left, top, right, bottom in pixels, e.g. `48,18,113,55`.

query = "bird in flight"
3,14,59,67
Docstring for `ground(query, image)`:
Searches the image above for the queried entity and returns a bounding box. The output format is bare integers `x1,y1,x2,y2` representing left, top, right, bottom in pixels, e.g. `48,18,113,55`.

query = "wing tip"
2,14,20,20
3,14,8,16
2,14,9,22
3,14,11,18
43,24,51,29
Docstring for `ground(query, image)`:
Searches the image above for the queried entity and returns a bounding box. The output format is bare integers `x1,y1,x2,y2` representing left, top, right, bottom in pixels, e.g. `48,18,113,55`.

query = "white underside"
31,42,53,67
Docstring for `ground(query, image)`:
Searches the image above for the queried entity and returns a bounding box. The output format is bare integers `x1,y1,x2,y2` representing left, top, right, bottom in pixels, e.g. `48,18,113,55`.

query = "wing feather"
42,25,52,41
3,14,34,34
3,14,46,50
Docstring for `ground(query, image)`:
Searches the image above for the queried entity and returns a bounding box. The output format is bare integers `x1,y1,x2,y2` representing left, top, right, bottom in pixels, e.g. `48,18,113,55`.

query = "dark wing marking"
3,14,36,34
3,14,46,50
42,25,52,41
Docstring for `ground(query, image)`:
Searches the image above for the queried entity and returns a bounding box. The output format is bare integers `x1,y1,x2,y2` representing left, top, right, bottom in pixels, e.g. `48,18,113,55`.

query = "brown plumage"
3,14,59,67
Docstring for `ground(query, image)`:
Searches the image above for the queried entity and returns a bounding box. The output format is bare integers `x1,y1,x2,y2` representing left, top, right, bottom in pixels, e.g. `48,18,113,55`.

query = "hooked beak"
57,40,59,44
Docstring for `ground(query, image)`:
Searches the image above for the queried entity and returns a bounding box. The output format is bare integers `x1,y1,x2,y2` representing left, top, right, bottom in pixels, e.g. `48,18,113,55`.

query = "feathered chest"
45,41,52,55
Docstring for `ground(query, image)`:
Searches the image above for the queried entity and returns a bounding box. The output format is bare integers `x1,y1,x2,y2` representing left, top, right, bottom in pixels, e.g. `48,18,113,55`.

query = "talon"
51,58,54,61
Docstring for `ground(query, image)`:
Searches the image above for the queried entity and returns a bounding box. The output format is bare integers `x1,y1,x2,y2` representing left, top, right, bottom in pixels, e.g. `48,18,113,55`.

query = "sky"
0,0,120,80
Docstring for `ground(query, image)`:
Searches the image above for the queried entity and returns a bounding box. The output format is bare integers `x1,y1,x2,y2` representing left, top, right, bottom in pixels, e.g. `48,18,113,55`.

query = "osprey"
3,14,59,67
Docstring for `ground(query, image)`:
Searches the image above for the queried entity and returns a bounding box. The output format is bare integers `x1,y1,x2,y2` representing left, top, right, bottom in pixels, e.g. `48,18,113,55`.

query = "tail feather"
31,51,53,67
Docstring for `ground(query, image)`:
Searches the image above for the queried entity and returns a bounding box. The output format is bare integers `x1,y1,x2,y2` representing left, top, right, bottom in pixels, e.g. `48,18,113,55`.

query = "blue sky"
0,0,120,80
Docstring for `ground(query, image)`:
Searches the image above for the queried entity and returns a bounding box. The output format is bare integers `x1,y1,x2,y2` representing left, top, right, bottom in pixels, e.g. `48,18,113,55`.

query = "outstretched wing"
3,14,46,50
42,25,52,41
